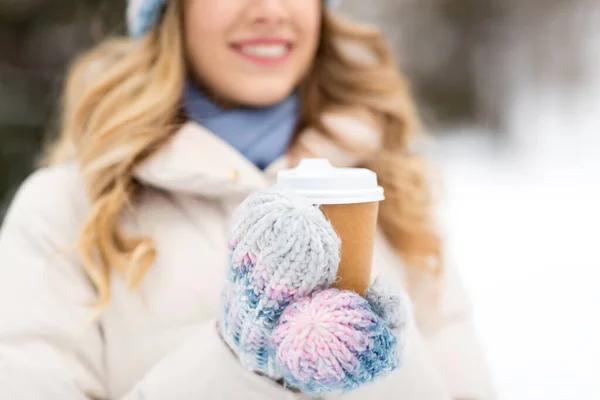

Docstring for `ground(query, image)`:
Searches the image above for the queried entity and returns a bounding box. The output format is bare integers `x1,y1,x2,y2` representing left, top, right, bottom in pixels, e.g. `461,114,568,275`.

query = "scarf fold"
183,80,300,170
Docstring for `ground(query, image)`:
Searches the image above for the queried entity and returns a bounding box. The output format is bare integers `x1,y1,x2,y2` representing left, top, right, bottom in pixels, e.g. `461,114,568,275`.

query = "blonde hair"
44,2,441,307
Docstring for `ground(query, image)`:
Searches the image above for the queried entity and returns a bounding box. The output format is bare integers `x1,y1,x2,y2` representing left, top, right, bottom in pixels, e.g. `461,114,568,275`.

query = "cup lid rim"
276,158,385,204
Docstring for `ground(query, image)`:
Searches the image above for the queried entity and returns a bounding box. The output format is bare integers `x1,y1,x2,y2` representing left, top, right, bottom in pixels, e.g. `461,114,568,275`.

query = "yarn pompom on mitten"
365,277,412,332
365,277,412,355
271,289,400,396
220,186,341,378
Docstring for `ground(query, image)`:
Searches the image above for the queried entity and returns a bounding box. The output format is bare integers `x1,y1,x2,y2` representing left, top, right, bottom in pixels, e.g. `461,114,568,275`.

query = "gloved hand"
219,186,410,396
220,186,341,378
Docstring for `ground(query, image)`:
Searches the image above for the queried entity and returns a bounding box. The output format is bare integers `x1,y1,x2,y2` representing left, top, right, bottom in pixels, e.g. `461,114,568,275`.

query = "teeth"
240,45,288,58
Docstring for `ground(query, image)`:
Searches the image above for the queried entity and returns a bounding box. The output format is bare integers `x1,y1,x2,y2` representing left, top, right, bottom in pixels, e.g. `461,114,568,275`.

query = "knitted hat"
127,0,341,37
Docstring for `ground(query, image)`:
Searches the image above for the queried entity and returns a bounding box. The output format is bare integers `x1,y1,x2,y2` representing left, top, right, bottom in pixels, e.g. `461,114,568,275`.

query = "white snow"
432,107,600,399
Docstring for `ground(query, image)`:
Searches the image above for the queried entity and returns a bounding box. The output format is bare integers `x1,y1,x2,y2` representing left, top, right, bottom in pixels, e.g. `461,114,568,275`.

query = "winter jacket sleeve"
121,321,297,400
0,166,295,400
412,260,497,400
0,168,107,400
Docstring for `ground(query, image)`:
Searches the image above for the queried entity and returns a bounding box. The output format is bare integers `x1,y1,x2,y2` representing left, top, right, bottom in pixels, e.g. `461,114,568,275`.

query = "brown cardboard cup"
320,201,379,295
277,159,384,296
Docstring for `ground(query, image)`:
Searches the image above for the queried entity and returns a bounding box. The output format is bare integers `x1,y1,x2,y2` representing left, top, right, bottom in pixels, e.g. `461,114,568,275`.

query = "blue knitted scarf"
183,80,300,170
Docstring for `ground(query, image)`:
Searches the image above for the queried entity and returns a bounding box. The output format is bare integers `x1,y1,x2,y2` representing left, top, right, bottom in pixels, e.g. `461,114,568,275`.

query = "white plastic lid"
277,158,385,205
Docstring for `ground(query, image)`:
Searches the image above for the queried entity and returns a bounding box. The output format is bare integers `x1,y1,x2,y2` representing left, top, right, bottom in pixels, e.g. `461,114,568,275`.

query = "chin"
230,82,296,107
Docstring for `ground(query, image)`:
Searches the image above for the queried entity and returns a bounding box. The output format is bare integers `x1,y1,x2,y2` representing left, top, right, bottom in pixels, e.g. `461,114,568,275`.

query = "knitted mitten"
220,186,341,378
271,280,411,396
220,186,411,396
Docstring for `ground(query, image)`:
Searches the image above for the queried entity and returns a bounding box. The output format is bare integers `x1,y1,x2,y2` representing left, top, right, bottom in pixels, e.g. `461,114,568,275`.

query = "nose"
249,0,291,26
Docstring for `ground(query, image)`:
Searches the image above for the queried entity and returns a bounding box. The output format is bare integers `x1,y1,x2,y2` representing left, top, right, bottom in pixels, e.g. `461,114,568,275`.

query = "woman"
0,0,495,399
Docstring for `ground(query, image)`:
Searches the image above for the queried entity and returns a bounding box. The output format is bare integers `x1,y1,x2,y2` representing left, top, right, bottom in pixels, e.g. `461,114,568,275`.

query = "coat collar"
134,109,382,199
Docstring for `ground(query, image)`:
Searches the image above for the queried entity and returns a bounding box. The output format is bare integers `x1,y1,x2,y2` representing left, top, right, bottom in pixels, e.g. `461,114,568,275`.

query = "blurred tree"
340,0,600,132
339,0,499,125
0,0,124,218
475,0,600,133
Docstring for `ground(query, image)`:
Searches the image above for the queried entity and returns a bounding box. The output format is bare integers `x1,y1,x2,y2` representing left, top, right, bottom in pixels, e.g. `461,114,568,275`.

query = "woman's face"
183,0,322,106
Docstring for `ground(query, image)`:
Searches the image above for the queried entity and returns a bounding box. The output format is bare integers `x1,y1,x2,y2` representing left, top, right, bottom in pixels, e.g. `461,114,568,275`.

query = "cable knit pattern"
127,0,340,37
220,187,341,378
271,289,400,396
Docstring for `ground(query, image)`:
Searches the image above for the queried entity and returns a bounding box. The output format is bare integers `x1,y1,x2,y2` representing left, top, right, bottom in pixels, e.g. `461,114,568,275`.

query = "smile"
231,39,293,66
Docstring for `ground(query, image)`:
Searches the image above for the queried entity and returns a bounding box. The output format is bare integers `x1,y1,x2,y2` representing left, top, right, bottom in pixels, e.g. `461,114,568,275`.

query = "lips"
231,37,293,66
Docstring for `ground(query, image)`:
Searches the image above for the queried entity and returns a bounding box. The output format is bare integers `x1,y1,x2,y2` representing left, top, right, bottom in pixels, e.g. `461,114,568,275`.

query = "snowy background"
430,38,600,400
435,125,600,400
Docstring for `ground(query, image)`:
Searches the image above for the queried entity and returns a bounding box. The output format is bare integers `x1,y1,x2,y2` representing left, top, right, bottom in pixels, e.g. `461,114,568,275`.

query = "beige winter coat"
0,117,495,399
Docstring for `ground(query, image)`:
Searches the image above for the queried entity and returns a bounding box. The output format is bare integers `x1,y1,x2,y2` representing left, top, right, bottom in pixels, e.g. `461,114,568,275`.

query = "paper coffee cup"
277,158,384,295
